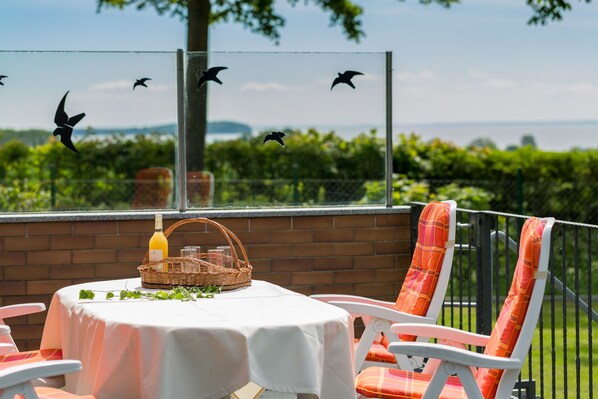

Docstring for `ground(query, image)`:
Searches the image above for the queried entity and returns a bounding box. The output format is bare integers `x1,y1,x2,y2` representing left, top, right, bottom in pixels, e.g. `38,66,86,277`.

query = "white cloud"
89,80,173,92
483,78,518,89
396,70,441,83
531,81,598,95
240,81,301,92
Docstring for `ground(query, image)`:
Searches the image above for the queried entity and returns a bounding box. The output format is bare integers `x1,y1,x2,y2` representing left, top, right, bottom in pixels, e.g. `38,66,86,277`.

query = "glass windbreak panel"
185,51,387,208
0,51,178,212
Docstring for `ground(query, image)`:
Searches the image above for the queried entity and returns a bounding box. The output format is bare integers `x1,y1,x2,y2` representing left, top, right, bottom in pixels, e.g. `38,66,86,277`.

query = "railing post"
472,212,493,336
176,49,187,212
385,51,393,208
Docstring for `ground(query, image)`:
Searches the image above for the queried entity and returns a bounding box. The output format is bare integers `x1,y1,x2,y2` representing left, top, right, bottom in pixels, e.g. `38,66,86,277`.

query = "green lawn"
440,300,597,399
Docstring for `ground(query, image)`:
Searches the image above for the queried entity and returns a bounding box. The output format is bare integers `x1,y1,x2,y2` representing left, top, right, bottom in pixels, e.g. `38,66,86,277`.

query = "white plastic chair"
355,216,554,399
0,304,64,388
0,359,93,399
311,200,457,373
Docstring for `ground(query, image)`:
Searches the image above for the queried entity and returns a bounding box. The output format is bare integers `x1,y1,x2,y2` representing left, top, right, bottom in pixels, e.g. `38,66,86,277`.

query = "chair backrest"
393,200,457,340
475,217,554,399
132,167,174,209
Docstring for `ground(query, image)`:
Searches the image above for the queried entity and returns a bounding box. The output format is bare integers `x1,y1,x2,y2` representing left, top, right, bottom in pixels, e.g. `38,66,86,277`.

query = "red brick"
293,216,333,230
4,266,50,280
4,237,50,251
170,221,207,233
2,295,51,306
375,241,410,255
311,284,355,295
117,249,147,263
235,232,270,245
291,271,334,286
291,243,334,257
334,270,375,284
354,227,408,242
0,224,26,236
95,235,140,249
27,222,72,236
291,286,313,296
354,283,400,300
312,257,354,271
334,242,375,256
355,255,396,270
270,230,313,244
376,214,410,227
248,245,291,259
9,324,44,340
27,251,71,265
215,218,249,232
1,252,27,266
250,217,291,231
28,312,49,325
334,215,375,228
117,220,154,234
50,236,95,250
51,265,95,279
27,280,72,295
271,258,313,273
72,250,116,264
313,230,354,243
248,259,270,273
74,221,117,235
253,272,292,286
375,269,405,283
95,263,139,279
397,254,412,269
0,281,26,295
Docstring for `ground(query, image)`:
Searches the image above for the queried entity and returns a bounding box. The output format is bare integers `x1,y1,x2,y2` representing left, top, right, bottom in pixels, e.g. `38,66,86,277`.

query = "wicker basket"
138,218,252,290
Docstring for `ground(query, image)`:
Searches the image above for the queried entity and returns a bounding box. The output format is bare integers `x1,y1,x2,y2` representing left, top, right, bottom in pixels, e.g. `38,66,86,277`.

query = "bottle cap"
155,214,163,230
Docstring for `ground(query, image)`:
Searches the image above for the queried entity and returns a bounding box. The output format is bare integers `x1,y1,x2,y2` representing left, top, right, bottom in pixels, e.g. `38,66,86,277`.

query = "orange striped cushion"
34,387,95,399
356,366,467,399
395,201,450,341
0,349,63,369
475,217,544,398
355,338,396,364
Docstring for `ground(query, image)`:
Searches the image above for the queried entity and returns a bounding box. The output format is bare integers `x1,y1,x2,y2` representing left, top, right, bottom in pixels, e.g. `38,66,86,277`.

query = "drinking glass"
180,247,197,273
208,249,225,268
217,246,232,268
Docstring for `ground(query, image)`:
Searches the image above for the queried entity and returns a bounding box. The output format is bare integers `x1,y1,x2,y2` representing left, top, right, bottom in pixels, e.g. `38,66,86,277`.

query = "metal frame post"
176,49,187,212
385,51,393,208
472,212,493,336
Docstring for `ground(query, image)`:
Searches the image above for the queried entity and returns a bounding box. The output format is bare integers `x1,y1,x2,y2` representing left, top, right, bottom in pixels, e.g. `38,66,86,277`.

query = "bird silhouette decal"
53,91,85,155
197,66,228,88
0,75,7,86
331,70,364,90
263,131,287,147
133,77,151,90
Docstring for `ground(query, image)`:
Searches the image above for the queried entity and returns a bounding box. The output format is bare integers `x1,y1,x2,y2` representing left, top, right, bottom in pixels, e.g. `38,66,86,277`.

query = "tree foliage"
97,0,592,46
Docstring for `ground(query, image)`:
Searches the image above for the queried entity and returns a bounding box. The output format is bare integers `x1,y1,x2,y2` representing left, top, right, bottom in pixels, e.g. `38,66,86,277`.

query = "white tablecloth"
41,278,355,399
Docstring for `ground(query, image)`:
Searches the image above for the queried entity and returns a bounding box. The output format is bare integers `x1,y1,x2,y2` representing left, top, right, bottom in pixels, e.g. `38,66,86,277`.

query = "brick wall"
0,210,411,350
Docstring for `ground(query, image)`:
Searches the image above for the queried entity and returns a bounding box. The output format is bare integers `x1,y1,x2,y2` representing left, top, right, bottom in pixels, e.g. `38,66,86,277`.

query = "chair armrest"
390,323,490,347
0,360,81,389
0,304,46,320
310,294,396,309
388,342,522,370
329,301,436,324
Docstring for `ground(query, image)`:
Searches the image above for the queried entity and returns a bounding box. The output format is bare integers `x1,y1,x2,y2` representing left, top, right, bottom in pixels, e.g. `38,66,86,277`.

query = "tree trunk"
185,0,210,172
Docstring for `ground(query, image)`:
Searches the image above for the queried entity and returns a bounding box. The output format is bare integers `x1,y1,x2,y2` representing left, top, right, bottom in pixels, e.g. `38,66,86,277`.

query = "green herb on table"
79,286,222,302
79,289,95,300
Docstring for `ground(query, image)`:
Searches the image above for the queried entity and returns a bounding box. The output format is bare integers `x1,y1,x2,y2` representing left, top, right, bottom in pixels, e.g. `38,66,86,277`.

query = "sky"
1,0,597,149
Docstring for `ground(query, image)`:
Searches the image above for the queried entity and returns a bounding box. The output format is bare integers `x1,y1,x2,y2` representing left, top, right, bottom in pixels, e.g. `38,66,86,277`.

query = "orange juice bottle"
149,214,169,272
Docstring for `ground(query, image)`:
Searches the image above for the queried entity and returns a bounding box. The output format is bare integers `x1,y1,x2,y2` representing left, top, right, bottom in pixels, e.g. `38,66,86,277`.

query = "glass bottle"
149,214,169,272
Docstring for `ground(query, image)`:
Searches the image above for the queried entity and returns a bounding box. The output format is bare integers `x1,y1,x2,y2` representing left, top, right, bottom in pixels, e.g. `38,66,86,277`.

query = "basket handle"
143,218,249,270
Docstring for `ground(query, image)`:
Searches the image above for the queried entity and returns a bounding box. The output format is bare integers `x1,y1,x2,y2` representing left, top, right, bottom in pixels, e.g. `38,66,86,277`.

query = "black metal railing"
411,203,597,399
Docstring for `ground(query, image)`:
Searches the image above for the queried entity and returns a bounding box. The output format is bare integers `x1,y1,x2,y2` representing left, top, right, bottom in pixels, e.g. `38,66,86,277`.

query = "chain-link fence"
1,176,596,223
